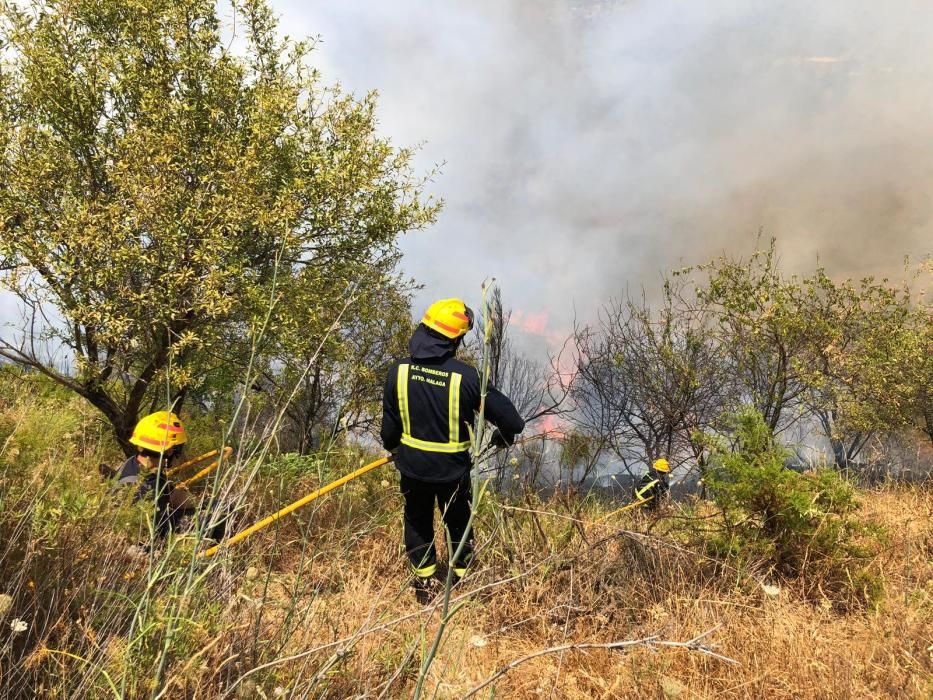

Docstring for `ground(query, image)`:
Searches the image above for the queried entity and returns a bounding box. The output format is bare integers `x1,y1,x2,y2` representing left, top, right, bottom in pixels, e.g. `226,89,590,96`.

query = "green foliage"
695,240,811,433
261,451,326,482
262,265,415,454
704,408,883,607
693,239,930,468
792,266,928,466
0,0,438,452
177,408,230,462
0,369,117,485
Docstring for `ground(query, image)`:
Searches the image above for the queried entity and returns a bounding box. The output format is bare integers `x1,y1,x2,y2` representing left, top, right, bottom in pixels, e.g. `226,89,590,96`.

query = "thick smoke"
284,0,932,340
8,2,926,337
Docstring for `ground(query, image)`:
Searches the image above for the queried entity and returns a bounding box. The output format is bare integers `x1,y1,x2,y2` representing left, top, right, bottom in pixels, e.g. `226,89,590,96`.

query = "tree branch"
462,625,737,698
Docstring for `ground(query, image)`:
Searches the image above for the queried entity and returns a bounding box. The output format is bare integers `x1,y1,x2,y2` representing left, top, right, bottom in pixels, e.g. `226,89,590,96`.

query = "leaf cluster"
703,408,883,607
0,0,438,448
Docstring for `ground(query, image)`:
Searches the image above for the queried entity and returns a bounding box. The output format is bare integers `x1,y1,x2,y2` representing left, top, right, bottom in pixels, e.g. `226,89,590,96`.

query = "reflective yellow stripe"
412,563,437,578
398,363,411,436
398,365,470,454
401,435,471,453
453,551,472,578
448,371,461,443
635,479,659,500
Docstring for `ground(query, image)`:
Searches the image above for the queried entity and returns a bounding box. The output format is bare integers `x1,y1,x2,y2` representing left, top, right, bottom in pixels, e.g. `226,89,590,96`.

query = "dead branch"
462,625,737,699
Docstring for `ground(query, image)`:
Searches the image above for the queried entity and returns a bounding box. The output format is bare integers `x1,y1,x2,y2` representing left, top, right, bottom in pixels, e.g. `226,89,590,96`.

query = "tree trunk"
80,386,138,456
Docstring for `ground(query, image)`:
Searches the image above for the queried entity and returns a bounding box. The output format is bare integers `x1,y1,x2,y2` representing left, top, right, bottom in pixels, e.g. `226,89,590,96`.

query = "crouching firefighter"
634,458,671,511
381,298,525,597
109,411,194,539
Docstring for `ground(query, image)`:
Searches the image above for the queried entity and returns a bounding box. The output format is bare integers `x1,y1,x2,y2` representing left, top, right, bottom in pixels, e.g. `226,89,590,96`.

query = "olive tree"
694,242,811,435
0,0,437,452
695,243,929,470
796,269,930,467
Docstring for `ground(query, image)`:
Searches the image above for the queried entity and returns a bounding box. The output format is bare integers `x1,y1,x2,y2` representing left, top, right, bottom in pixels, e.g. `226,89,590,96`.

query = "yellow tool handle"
199,455,393,559
175,447,232,489
594,495,653,523
166,447,231,478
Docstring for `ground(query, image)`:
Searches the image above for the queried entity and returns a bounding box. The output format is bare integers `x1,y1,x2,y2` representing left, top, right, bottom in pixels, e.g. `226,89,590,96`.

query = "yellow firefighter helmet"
422,298,474,339
129,411,188,453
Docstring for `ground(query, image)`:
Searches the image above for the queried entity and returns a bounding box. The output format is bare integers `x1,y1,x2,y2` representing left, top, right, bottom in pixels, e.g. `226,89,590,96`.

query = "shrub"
703,409,884,607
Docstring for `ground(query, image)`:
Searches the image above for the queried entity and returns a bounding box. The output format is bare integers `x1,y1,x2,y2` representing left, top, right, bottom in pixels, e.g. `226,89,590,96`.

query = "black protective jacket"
634,471,669,510
113,456,178,537
381,326,525,483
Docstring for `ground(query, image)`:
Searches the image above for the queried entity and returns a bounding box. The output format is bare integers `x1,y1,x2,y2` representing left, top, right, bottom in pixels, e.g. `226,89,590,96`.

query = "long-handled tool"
166,447,232,479
594,495,653,523
199,455,393,559
173,447,233,489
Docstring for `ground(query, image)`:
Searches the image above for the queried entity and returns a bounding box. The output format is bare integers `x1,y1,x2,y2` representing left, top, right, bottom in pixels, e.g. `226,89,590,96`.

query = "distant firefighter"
634,458,671,510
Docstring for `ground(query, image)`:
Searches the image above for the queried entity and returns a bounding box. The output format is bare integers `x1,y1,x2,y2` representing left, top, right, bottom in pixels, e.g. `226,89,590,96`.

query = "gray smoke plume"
6,1,929,339
282,0,932,342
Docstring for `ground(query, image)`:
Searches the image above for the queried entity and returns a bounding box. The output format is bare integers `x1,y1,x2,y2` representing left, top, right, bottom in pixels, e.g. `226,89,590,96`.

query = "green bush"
704,409,884,607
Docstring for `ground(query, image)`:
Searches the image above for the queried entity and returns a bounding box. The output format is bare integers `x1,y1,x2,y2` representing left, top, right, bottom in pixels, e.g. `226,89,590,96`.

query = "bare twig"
462,625,737,699
220,555,559,697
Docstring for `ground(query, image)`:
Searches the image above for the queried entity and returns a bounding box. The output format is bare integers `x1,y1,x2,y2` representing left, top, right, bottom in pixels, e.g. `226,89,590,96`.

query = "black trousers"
400,473,473,574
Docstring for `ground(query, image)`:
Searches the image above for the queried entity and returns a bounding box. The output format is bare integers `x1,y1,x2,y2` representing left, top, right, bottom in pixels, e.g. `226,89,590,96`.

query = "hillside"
0,1,931,697
0,372,930,699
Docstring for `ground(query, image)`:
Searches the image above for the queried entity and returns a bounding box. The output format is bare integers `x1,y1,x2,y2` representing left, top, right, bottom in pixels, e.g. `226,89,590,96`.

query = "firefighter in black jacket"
634,458,671,510
108,411,193,539
382,298,525,594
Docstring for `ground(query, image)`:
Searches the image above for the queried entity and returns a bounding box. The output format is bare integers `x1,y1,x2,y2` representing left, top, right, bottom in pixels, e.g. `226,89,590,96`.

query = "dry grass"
0,375,930,698
175,484,931,699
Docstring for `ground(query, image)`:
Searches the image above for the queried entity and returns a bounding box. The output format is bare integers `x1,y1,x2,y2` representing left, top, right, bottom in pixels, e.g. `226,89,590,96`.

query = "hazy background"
275,0,933,344
3,1,931,346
